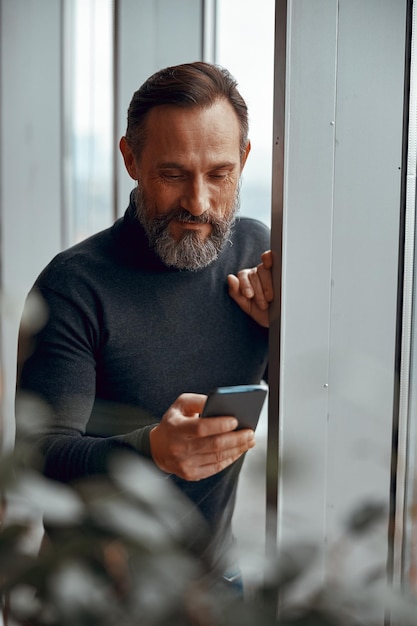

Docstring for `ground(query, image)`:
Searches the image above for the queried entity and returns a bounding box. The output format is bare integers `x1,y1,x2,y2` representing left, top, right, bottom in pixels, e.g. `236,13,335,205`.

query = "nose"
180,176,210,216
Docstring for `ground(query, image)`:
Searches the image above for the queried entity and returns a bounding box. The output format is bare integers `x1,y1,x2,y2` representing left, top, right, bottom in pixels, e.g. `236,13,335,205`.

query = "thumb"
174,393,207,418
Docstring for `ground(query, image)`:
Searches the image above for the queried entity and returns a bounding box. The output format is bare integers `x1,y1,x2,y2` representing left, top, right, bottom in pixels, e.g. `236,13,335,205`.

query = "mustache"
148,207,232,236
134,183,240,237
156,208,216,225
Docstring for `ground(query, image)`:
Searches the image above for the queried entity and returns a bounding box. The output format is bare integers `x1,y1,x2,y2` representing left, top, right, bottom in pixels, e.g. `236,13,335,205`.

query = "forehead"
140,100,241,164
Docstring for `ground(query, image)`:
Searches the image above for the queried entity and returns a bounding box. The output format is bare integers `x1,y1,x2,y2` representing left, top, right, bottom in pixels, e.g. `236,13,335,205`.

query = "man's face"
121,99,249,270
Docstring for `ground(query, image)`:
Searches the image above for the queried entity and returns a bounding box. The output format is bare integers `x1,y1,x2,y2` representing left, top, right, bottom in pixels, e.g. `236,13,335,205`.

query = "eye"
161,172,185,181
209,171,229,180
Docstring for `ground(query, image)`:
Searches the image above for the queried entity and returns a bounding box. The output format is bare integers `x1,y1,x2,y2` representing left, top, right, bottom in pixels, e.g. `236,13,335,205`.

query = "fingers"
191,435,256,481
171,394,239,435
149,393,254,479
227,250,273,328
230,249,273,307
197,427,255,455
240,267,270,310
171,429,256,482
171,392,207,418
227,273,251,316
248,251,274,306
261,249,273,270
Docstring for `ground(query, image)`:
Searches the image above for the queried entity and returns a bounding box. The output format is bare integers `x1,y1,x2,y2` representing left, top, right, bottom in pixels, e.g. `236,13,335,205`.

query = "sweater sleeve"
16,285,157,483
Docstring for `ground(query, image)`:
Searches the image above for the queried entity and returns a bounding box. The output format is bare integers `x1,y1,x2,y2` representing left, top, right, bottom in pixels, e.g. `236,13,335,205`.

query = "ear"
240,140,251,171
119,136,140,180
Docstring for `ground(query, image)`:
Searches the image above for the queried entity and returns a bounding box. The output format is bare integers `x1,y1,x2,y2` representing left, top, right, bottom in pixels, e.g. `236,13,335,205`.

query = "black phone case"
201,385,267,430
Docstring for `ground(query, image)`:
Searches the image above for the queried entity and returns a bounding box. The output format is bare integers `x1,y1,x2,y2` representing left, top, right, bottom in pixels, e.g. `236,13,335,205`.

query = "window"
215,0,275,228
215,0,275,589
63,0,114,245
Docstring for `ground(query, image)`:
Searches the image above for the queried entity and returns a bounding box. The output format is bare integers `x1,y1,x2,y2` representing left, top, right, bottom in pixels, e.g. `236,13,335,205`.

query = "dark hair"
125,61,249,160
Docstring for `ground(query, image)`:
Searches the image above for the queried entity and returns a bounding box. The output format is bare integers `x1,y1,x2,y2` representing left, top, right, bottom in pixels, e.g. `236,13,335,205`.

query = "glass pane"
64,0,114,245
215,0,275,590
216,0,275,228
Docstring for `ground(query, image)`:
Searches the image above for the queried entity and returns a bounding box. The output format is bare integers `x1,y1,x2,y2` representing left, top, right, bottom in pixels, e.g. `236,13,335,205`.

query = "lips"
170,219,212,240
171,212,211,225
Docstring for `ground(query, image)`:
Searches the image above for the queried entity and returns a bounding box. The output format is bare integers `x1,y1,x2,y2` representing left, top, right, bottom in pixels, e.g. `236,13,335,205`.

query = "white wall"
0,0,64,450
273,0,407,608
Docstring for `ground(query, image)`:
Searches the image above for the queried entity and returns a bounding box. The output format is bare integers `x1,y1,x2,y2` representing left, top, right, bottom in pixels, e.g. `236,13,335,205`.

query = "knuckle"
194,419,208,437
257,266,267,280
177,459,194,480
214,449,224,464
214,462,225,475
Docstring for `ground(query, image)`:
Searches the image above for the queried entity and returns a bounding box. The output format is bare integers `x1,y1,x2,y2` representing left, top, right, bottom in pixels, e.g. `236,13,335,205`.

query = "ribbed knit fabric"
17,191,269,572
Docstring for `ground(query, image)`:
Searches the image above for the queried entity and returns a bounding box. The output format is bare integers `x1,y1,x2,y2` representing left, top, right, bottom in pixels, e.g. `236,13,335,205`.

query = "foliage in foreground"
1,419,417,626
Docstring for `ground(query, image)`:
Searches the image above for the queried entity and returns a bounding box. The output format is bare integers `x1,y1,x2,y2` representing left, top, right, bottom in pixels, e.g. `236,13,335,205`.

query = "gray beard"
134,186,240,271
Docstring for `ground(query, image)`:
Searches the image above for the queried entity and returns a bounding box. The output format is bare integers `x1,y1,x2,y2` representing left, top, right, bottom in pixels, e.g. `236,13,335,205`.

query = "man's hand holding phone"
149,388,264,482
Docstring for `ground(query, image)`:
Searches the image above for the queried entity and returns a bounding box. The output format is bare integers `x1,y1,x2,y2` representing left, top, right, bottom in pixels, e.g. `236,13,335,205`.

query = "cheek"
213,182,238,216
142,181,181,215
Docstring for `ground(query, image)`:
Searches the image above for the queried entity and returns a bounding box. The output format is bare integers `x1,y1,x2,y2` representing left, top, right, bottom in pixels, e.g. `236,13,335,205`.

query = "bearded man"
16,62,273,593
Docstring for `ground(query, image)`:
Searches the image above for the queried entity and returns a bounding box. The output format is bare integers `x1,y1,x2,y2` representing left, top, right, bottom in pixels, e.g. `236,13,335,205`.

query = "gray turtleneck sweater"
17,193,269,572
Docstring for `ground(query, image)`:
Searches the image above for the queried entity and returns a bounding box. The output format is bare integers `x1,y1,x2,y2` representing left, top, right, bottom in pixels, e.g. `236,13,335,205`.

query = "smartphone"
201,384,268,431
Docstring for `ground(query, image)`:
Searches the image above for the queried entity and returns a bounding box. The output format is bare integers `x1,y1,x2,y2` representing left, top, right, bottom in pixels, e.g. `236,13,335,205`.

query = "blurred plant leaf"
266,543,318,592
109,452,204,540
345,501,386,535
13,469,84,524
0,449,19,489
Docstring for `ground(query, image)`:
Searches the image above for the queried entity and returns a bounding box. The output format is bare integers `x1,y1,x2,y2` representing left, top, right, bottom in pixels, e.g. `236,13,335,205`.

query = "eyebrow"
157,161,238,170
